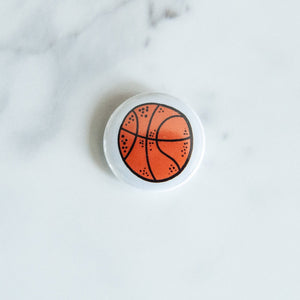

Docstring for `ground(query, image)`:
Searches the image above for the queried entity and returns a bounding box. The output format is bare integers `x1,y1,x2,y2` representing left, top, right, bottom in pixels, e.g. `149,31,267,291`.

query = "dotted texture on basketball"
118,103,193,182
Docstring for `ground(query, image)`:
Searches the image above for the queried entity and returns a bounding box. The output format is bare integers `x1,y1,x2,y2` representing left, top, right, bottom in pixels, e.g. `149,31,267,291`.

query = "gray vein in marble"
0,0,135,56
148,0,190,27
1,0,196,157
0,0,142,155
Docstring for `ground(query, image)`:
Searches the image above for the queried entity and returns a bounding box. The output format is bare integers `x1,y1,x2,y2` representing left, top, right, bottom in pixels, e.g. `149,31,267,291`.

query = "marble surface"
1,0,300,299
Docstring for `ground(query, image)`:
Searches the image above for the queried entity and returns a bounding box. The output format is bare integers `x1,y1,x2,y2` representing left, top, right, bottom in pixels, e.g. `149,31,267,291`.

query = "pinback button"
103,92,205,191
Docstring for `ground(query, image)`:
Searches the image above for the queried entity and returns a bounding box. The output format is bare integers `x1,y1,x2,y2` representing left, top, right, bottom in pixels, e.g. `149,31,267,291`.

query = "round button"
103,93,205,190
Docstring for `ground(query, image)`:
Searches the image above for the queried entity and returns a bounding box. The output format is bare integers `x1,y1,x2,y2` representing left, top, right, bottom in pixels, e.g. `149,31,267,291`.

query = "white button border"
103,92,205,191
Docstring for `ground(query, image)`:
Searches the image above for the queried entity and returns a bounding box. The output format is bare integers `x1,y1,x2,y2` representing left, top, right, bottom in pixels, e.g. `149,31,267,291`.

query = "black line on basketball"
155,139,181,171
124,110,139,160
145,104,159,181
121,127,191,142
154,111,193,181
180,110,193,177
156,115,184,138
154,115,184,173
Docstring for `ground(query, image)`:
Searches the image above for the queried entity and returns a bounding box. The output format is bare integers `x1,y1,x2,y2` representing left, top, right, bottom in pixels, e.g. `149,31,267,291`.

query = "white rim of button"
103,92,205,191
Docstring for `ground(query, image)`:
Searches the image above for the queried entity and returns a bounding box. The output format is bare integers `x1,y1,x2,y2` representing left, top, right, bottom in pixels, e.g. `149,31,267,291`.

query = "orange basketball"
118,103,193,182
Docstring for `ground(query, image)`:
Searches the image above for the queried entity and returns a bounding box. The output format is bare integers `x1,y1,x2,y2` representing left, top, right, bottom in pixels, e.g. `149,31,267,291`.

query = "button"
103,92,205,190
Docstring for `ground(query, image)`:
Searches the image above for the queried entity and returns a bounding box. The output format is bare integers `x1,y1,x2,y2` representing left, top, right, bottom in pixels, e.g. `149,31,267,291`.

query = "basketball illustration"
118,103,193,182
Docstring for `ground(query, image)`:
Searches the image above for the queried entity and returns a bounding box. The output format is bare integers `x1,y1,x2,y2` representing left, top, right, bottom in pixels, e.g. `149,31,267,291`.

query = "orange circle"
118,103,193,182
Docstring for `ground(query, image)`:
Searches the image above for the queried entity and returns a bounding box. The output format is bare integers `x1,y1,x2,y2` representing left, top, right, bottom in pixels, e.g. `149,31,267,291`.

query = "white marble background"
0,0,299,299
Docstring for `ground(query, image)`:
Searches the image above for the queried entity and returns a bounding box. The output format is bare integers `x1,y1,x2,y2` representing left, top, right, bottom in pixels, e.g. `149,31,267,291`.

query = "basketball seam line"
155,115,182,172
124,110,139,160
145,104,159,181
120,127,191,142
